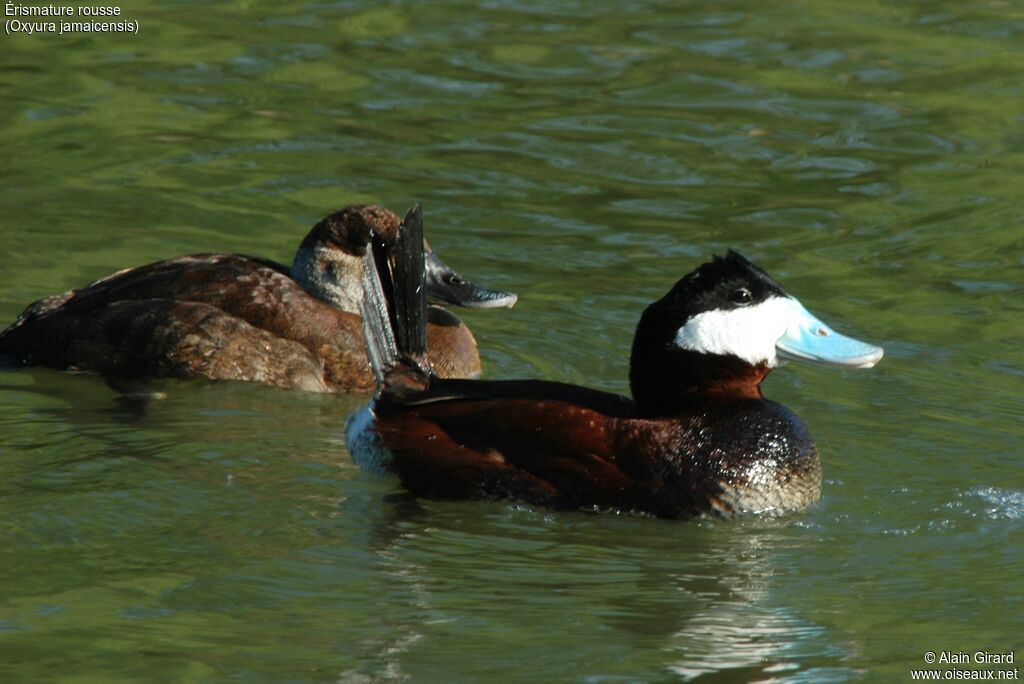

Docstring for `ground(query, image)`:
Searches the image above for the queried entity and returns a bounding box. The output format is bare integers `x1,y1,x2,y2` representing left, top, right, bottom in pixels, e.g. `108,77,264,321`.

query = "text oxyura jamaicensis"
0,205,516,393
346,207,883,518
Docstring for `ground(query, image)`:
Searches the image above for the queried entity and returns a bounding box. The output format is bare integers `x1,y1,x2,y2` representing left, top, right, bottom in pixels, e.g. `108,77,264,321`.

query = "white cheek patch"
673,295,794,367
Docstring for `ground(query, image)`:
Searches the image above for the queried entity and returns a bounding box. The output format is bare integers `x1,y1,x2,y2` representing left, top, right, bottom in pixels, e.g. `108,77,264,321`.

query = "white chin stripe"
673,296,793,367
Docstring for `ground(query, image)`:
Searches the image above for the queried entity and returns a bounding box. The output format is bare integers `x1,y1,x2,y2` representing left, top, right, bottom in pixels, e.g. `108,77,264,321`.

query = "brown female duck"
0,205,516,392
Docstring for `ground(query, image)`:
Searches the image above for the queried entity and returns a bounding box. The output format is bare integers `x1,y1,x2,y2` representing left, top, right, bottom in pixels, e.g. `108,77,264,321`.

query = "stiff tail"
360,204,431,394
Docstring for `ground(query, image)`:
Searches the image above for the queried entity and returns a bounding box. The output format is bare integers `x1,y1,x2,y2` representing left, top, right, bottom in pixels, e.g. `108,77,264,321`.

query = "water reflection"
664,529,859,682
328,494,855,681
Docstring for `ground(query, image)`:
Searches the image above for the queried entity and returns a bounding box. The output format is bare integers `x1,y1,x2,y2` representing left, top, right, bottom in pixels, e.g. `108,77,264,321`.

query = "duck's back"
0,254,372,392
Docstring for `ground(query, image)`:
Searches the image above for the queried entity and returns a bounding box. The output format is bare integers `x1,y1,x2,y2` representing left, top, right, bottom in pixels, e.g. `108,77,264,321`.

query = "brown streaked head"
298,205,402,257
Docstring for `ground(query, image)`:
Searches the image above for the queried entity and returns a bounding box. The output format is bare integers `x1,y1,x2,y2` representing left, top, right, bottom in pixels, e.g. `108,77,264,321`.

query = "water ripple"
960,487,1024,521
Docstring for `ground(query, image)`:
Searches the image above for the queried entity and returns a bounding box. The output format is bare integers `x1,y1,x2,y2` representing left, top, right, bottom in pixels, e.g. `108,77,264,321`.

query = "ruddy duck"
0,205,516,393
346,207,883,518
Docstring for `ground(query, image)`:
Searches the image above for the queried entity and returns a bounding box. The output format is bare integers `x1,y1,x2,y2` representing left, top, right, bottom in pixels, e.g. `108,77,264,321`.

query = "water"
1,1,1022,682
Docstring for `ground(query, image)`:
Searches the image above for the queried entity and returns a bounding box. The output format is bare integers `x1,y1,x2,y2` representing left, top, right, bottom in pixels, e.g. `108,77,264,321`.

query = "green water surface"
1,1,1022,682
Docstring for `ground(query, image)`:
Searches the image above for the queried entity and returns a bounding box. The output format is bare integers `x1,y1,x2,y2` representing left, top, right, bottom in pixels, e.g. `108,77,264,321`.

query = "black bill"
424,251,518,309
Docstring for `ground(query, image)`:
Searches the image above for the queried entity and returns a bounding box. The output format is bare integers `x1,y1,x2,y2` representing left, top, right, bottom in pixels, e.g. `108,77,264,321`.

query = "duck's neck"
629,347,769,417
290,244,364,314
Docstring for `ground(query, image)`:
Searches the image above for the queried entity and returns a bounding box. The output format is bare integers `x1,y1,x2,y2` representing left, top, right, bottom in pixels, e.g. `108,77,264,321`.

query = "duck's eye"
443,273,463,286
730,288,753,305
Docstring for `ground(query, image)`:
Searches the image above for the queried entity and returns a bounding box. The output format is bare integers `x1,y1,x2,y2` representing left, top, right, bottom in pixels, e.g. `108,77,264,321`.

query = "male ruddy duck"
0,205,516,393
346,207,883,518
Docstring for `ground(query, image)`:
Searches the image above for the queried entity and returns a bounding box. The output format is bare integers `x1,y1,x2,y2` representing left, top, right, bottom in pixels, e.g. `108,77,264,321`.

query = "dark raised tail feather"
392,205,428,365
359,204,431,395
